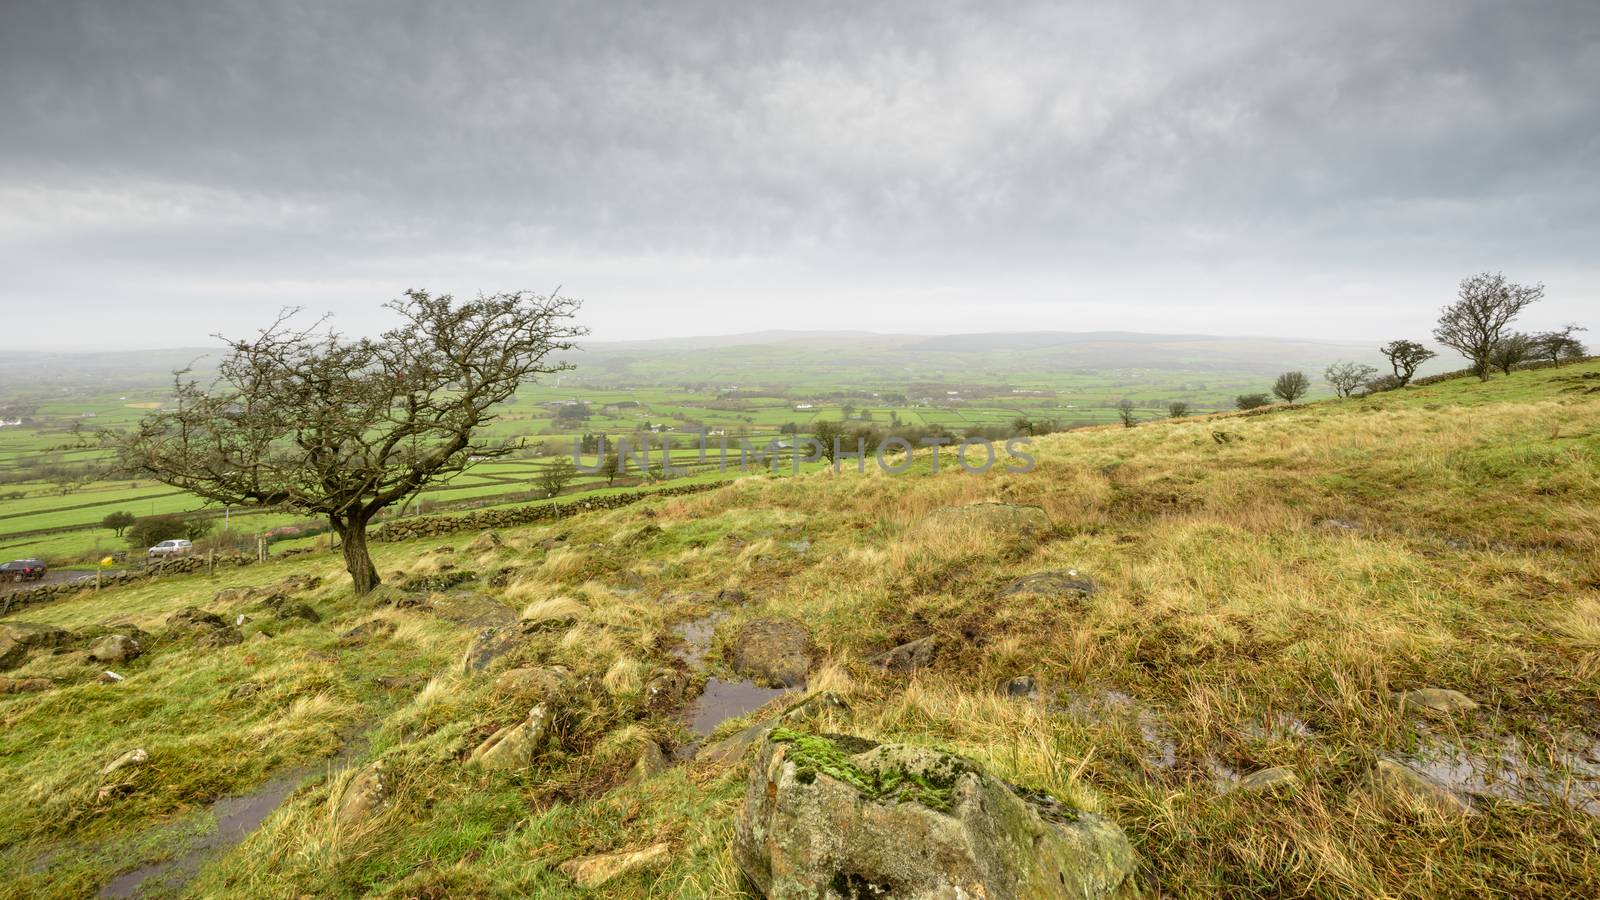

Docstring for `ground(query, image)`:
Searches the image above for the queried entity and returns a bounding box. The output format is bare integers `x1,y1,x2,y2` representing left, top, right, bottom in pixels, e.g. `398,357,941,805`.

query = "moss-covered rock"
734,730,1137,899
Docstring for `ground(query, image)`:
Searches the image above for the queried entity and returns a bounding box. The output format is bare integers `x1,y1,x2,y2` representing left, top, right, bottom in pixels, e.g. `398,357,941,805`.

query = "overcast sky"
2,0,1596,350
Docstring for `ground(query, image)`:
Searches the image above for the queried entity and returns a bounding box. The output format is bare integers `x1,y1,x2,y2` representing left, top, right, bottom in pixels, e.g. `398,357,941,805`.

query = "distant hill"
557,329,1409,384
1,330,1435,395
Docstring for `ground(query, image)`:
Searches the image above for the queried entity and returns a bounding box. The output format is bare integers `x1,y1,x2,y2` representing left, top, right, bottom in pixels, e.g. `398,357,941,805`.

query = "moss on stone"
769,728,966,813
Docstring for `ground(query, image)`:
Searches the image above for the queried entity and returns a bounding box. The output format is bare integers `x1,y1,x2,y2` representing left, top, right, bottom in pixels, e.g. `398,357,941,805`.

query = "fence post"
257,535,266,562
208,548,215,576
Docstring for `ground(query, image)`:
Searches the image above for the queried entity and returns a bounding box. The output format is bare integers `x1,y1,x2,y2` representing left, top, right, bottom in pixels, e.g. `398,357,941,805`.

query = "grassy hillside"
1,362,1597,897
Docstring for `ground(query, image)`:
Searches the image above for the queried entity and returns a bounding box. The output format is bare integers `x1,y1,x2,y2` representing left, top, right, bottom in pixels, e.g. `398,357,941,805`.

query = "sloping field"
1,363,1597,897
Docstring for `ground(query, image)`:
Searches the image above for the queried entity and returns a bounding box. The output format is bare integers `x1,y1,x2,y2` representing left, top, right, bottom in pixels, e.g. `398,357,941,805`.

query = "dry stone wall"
0,555,260,616
372,483,720,543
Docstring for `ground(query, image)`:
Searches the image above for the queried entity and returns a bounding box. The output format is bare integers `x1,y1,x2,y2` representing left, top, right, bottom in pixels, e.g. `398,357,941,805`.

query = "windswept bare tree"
113,290,586,594
1533,324,1588,366
1324,361,1380,399
1434,272,1543,380
1378,339,1436,386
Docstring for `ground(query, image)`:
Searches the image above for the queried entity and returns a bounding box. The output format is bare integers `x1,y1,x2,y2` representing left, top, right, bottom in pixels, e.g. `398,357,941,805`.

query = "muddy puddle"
1409,736,1600,815
670,611,795,759
672,611,726,670
684,678,788,737
97,735,368,898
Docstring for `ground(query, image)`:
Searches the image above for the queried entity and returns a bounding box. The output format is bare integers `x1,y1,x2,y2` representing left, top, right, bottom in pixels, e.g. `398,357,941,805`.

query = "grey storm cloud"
1,0,1597,346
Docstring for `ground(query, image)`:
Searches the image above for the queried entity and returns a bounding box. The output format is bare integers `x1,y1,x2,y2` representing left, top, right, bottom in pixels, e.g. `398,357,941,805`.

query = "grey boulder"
734,730,1137,899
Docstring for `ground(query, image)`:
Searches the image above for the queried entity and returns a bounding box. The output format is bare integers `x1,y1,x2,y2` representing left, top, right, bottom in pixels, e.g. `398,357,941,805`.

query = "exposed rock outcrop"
559,842,671,888
999,570,1097,599
730,618,814,688
733,730,1137,899
468,703,556,771
868,636,937,674
87,633,142,664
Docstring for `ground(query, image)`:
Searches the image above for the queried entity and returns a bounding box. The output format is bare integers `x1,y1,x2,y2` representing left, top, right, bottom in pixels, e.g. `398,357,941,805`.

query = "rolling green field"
0,338,1344,566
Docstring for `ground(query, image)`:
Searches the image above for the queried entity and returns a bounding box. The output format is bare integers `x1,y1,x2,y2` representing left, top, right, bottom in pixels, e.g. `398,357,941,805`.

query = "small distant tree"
537,457,579,498
1378,340,1436,386
1273,371,1310,404
1487,332,1534,376
1434,272,1543,380
1532,324,1587,366
1116,399,1137,427
113,290,585,595
1324,361,1380,399
811,419,844,463
1167,401,1190,418
1363,374,1403,395
841,403,856,419
183,516,215,542
599,443,621,486
126,514,196,549
1234,393,1272,410
102,511,136,537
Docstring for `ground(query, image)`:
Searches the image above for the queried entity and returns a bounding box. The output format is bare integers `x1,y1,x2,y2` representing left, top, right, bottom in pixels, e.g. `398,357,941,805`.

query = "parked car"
0,559,47,582
147,539,194,559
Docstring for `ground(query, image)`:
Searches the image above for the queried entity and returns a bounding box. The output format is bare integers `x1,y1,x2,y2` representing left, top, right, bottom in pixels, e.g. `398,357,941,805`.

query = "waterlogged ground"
0,362,1597,897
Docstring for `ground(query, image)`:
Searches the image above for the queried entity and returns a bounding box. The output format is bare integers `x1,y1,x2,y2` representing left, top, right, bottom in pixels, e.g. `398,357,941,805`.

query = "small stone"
1234,766,1298,794
96,782,134,802
338,620,397,646
1372,758,1476,817
98,670,125,684
336,762,389,826
1000,675,1038,698
643,668,689,709
87,634,142,664
229,682,261,699
868,636,937,674
493,666,570,701
468,703,555,771
100,748,149,776
716,587,750,605
559,842,672,888
1398,688,1479,716
780,691,851,723
260,595,320,623
633,742,670,781
696,722,772,768
165,607,227,629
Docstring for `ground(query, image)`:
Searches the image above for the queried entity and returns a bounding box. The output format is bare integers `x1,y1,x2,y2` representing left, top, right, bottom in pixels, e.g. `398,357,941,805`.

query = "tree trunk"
335,514,381,596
